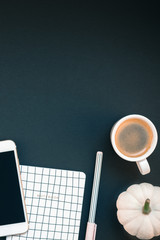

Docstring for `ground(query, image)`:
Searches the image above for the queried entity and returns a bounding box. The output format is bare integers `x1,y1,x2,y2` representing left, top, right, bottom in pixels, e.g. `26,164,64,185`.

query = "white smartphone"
0,140,28,237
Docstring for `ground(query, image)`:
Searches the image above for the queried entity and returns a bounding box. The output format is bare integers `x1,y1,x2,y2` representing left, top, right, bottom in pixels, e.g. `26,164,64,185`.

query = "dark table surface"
0,2,160,240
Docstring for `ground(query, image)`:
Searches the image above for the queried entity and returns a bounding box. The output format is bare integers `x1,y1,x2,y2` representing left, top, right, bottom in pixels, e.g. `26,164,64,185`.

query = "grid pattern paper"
7,165,86,240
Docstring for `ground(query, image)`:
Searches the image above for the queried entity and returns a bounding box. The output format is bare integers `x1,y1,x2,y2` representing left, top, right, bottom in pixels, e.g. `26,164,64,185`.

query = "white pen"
85,151,103,240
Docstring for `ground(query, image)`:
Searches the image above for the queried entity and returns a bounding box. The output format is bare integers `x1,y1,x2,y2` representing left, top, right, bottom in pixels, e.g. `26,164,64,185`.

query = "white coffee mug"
110,114,158,175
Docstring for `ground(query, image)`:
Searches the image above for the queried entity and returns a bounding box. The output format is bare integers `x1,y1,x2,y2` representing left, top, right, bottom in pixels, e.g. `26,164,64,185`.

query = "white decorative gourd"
116,183,160,239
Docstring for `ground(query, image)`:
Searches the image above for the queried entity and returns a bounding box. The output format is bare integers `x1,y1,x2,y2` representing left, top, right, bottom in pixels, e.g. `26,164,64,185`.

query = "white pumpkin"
116,183,160,239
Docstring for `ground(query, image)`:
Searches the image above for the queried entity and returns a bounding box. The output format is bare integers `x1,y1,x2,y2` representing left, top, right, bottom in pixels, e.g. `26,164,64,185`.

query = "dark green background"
0,2,160,239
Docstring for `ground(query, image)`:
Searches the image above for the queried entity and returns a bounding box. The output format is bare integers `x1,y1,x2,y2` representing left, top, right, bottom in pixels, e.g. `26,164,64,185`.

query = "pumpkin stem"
142,199,151,215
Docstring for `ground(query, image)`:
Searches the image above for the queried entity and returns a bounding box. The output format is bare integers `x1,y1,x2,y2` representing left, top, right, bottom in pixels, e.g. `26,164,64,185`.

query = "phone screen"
0,151,25,225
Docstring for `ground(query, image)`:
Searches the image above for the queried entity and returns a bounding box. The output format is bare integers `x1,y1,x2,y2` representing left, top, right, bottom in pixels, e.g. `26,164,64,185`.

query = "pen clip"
85,222,97,240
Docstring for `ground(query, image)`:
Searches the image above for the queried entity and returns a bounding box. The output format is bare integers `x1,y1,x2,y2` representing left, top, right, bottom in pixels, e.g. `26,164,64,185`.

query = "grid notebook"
7,165,86,240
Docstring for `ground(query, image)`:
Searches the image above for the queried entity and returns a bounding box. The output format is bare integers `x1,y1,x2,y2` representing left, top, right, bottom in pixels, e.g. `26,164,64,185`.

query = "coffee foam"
115,118,153,157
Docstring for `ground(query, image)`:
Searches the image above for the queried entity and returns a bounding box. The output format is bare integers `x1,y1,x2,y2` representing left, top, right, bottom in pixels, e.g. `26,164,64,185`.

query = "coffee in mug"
111,114,158,175
115,118,153,158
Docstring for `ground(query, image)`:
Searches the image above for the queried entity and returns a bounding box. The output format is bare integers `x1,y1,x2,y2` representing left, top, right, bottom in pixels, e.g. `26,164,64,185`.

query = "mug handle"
136,159,150,175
